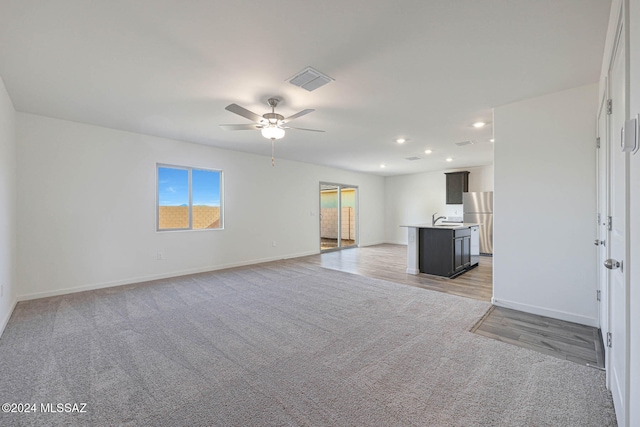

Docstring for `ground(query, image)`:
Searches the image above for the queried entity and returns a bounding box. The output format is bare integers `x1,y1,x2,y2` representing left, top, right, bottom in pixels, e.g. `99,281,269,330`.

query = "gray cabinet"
419,227,472,278
445,171,469,204
454,231,471,273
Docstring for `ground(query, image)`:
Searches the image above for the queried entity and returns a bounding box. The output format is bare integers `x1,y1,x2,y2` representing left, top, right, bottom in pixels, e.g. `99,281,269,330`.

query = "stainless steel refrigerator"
463,192,493,255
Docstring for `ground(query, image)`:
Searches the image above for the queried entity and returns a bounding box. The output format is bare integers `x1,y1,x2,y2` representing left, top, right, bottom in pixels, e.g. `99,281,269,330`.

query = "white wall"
16,113,385,299
384,165,493,244
493,84,598,326
0,76,17,334
627,0,640,423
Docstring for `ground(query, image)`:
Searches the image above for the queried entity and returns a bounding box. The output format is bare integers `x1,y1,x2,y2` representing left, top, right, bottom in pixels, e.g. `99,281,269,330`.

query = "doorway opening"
319,183,358,251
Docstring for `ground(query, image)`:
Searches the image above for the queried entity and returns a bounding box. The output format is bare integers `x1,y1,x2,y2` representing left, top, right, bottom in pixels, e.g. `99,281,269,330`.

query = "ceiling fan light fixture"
261,126,285,140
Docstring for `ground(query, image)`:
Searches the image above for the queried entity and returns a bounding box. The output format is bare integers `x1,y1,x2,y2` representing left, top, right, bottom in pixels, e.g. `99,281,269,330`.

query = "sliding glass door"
320,183,358,251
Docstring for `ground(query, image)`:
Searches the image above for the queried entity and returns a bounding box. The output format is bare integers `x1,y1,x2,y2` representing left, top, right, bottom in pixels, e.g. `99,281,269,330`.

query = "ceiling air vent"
288,67,334,92
455,140,475,147
405,157,422,161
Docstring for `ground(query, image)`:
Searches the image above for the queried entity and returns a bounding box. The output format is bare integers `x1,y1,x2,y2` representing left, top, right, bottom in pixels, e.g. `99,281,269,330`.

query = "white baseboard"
359,240,388,247
0,297,18,338
17,250,319,302
491,297,599,328
383,240,407,245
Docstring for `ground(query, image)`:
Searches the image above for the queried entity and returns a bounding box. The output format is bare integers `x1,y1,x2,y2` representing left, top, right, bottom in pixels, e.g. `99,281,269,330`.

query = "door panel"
454,237,464,272
320,184,340,251
608,29,628,426
340,187,357,248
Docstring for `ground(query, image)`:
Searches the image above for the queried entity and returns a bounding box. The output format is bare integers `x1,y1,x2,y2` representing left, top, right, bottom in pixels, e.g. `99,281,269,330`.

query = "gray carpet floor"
0,261,617,426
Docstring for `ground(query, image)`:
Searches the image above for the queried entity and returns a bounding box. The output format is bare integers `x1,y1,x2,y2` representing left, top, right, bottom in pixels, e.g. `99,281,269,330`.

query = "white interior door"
607,27,629,427
596,93,609,365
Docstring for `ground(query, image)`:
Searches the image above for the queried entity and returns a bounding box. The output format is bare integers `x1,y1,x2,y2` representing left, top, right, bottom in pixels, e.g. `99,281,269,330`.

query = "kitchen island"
401,223,479,277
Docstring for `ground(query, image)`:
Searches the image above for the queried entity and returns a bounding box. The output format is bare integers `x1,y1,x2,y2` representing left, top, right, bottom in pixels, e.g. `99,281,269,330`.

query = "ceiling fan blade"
283,126,325,132
219,124,263,131
225,104,264,123
283,109,314,123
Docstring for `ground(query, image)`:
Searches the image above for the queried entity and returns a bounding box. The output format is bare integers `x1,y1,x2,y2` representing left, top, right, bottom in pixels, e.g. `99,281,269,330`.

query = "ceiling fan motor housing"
267,97,280,108
263,112,284,124
265,98,284,124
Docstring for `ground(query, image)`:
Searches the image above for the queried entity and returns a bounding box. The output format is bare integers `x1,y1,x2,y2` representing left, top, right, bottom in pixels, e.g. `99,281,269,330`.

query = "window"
157,164,223,231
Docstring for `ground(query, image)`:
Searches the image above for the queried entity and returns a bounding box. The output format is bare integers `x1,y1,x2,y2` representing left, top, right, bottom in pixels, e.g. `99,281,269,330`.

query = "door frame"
319,182,359,252
596,89,609,374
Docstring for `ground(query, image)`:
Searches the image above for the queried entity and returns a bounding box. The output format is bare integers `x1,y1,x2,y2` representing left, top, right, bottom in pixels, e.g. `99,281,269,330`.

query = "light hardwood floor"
296,243,604,369
301,243,493,302
471,306,605,369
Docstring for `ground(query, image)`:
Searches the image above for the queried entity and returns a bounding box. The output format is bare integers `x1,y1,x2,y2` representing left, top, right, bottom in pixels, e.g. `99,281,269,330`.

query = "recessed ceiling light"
395,138,407,144
424,149,432,154
446,157,453,162
473,122,486,128
490,138,495,143
380,164,386,168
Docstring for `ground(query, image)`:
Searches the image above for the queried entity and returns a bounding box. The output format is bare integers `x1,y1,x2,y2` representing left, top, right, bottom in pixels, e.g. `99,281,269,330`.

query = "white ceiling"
0,0,610,176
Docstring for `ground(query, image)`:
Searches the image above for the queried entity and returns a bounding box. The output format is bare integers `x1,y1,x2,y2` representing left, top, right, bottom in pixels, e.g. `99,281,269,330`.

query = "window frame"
156,163,224,232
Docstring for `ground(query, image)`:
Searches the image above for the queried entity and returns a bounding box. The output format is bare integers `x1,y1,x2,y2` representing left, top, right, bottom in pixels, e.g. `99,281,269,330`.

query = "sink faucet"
432,212,446,226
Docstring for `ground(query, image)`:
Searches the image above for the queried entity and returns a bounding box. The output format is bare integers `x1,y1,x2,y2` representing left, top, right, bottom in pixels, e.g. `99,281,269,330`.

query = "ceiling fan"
220,97,324,139
220,97,324,165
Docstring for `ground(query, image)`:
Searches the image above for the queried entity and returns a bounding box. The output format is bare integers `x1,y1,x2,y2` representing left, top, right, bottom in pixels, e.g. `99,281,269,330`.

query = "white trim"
17,250,318,302
492,297,599,328
359,240,388,247
0,297,18,337
14,241,391,303
385,239,408,245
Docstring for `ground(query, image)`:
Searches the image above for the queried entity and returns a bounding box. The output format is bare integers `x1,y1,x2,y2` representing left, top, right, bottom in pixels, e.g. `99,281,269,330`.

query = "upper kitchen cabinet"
445,171,469,204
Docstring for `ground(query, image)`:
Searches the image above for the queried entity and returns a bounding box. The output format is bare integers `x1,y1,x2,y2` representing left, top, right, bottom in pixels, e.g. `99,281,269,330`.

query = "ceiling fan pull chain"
271,139,275,166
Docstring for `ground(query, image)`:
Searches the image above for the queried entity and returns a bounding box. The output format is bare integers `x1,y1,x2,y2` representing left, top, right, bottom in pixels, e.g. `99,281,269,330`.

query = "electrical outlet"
157,252,164,260
272,241,276,247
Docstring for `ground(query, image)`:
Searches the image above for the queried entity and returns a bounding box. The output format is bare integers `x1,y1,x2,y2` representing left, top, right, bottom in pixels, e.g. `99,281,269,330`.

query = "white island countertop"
400,223,479,229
